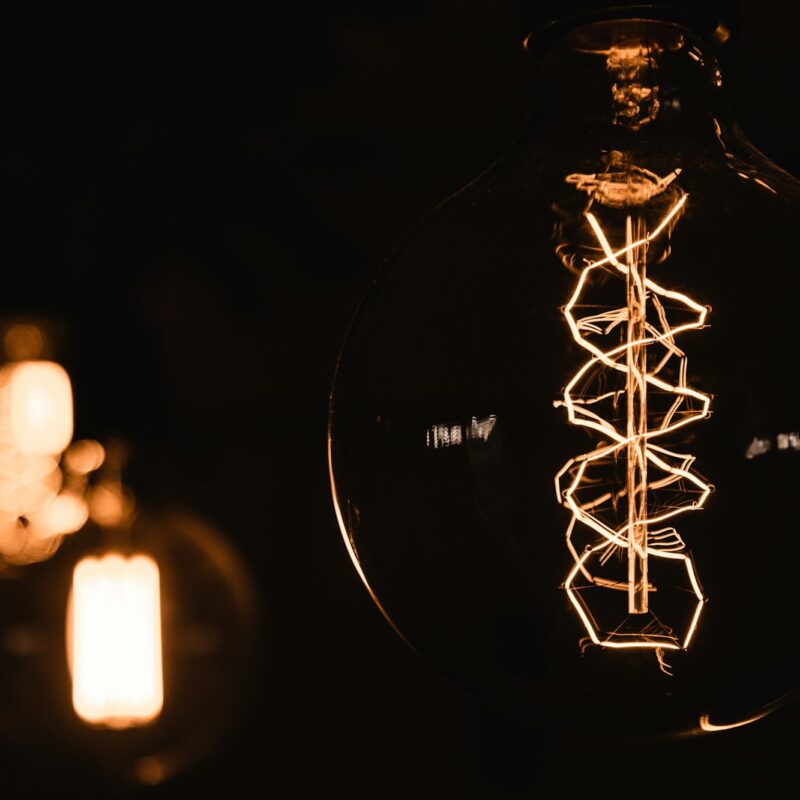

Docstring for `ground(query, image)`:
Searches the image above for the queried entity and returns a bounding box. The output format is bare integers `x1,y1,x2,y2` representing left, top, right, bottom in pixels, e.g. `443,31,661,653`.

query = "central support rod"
626,215,649,614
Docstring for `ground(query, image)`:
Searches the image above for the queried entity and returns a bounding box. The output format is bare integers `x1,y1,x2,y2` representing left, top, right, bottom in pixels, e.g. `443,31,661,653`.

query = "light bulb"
6,360,73,455
0,507,260,786
68,553,164,729
0,323,99,565
328,8,800,737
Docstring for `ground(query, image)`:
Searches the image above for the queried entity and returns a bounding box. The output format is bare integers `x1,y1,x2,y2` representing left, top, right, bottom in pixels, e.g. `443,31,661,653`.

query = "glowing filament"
555,192,710,654
69,554,163,729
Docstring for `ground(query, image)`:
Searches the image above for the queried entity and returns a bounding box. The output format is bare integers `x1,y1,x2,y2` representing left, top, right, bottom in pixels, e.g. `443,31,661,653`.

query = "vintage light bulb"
0,323,99,564
7,360,73,455
68,553,163,729
328,6,800,736
0,500,260,786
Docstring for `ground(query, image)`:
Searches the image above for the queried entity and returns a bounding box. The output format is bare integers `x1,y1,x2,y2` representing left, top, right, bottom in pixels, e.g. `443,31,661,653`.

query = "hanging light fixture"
328,2,800,736
0,437,261,785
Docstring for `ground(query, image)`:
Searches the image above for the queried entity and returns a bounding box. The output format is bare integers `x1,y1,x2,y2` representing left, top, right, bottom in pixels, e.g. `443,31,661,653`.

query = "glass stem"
626,214,649,614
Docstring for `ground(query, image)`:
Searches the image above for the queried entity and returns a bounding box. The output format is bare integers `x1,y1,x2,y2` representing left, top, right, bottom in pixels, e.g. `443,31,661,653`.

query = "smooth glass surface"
329,19,800,737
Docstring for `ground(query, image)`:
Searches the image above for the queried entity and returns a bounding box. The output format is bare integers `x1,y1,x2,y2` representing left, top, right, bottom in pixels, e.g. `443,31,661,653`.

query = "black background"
0,1,797,796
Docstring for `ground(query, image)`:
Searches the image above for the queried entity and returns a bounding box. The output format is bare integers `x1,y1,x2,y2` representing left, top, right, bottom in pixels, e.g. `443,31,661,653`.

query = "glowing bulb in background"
69,553,163,729
0,320,259,782
0,324,103,564
31,490,91,537
84,438,135,529
0,506,259,785
7,361,73,455
63,439,107,476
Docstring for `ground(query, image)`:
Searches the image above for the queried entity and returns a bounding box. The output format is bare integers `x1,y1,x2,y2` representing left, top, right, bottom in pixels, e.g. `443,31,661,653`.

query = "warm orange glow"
0,341,99,562
30,491,89,538
699,710,771,732
0,453,61,516
606,44,661,129
555,184,710,659
6,360,73,455
69,554,163,729
89,481,134,528
4,323,45,361
698,687,797,732
63,439,106,475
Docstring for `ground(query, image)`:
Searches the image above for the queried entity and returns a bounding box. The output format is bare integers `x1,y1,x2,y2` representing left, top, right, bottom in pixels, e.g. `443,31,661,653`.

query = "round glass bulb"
329,16,800,737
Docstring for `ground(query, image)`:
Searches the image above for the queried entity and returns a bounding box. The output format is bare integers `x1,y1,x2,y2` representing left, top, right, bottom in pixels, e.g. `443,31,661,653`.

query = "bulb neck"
523,3,737,55
526,18,731,154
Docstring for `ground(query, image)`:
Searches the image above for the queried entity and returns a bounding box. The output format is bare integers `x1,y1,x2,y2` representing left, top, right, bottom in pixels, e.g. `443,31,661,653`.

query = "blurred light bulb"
88,482,134,528
3,323,44,361
63,439,106,475
7,360,73,455
0,323,102,564
68,553,163,729
0,453,61,515
0,510,260,786
31,491,90,538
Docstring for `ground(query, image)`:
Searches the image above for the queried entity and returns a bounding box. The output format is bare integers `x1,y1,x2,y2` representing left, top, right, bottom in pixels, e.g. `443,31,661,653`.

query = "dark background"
0,1,798,796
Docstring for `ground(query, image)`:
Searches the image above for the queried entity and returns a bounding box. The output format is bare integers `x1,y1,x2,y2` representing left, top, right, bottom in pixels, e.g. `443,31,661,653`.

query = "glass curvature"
329,17,800,737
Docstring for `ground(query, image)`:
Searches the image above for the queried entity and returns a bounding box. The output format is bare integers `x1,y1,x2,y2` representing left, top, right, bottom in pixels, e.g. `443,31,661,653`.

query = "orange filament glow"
555,193,711,655
69,554,163,729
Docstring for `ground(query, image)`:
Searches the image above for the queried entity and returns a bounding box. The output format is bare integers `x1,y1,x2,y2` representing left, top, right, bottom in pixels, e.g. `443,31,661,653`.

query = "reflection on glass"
426,415,497,449
745,433,800,459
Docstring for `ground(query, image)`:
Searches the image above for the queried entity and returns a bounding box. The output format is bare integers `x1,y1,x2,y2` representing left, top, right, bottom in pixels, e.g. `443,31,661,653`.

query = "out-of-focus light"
3,323,44,361
69,554,163,729
31,491,90,538
7,361,73,455
0,516,61,563
0,323,100,563
1,512,259,785
63,440,106,475
89,482,134,528
0,453,61,515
